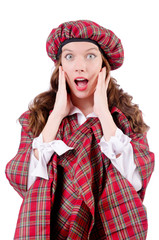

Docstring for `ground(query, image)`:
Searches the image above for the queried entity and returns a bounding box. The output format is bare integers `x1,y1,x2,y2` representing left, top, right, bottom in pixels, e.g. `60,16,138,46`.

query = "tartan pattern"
5,111,33,198
46,20,124,70
5,107,154,239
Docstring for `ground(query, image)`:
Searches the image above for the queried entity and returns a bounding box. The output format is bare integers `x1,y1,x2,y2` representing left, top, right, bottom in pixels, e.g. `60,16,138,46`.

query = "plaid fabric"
5,107,154,239
46,20,124,70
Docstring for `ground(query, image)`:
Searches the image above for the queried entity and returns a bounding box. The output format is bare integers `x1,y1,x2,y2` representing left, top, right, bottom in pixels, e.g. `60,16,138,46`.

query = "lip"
74,77,88,91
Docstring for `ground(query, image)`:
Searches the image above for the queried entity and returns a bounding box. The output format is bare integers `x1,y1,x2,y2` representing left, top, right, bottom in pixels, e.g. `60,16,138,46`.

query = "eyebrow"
85,47,99,52
62,47,99,52
62,49,73,52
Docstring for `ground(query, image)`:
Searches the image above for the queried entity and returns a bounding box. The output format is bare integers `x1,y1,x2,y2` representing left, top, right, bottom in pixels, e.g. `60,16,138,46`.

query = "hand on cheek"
93,67,111,117
41,66,71,143
52,66,71,119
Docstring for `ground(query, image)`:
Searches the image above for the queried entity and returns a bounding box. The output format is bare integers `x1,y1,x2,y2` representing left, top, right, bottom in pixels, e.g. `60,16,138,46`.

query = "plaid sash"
5,107,155,239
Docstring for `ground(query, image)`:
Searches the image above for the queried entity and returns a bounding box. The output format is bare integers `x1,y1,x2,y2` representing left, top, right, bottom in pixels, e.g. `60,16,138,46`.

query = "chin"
71,90,94,101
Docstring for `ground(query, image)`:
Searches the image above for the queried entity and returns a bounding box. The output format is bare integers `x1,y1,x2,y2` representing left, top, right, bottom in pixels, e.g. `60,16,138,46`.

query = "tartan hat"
46,20,124,70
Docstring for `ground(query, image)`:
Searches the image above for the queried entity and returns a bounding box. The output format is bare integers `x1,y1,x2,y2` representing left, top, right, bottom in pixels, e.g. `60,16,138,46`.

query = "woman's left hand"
94,67,117,141
93,67,111,117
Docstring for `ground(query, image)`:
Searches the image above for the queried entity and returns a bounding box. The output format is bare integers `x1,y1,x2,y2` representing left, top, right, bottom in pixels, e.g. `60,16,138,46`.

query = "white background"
0,0,158,239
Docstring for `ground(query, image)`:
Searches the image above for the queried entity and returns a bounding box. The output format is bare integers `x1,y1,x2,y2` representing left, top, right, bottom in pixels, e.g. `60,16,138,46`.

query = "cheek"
61,66,71,82
91,65,102,81
97,60,103,71
63,71,73,89
92,61,103,75
64,72,71,85
89,63,102,87
61,63,72,79
61,65,68,75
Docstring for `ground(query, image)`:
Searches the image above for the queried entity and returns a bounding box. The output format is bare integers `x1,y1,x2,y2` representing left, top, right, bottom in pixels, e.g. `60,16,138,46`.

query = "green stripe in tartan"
46,20,124,70
53,113,149,238
6,108,154,239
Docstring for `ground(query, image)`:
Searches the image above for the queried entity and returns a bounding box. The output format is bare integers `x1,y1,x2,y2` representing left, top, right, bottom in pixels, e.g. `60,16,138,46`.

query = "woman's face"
61,41,103,103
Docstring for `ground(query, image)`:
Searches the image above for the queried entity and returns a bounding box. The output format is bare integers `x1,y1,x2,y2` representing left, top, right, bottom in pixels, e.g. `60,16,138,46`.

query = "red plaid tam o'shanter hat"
46,20,124,70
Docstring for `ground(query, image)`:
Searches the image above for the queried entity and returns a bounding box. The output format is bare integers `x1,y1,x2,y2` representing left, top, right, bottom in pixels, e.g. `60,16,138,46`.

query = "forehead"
62,41,100,53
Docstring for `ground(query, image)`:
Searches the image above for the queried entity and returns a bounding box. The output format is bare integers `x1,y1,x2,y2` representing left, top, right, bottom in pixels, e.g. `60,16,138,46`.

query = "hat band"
57,38,104,59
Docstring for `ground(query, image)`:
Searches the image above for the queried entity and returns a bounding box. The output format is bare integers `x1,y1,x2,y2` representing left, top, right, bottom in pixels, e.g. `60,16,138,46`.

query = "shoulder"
111,106,132,136
19,110,33,138
111,106,128,123
19,110,30,126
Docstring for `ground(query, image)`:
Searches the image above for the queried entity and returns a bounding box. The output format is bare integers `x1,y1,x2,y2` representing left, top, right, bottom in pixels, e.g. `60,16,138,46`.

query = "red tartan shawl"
5,107,154,240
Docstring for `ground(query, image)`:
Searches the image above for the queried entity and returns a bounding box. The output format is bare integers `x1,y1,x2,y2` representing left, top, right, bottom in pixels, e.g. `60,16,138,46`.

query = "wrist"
42,111,62,143
97,106,110,119
98,109,117,141
49,110,64,123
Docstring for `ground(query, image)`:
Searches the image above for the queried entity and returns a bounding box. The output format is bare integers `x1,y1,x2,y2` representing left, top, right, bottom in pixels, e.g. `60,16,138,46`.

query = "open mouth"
74,78,88,87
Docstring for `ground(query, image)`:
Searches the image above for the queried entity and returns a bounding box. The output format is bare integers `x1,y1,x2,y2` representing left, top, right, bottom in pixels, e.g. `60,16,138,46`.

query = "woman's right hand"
52,66,71,119
41,66,71,143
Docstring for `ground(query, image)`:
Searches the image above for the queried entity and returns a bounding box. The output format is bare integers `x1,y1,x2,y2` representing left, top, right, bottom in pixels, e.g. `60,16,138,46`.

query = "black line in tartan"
6,108,154,239
50,115,110,238
49,114,148,239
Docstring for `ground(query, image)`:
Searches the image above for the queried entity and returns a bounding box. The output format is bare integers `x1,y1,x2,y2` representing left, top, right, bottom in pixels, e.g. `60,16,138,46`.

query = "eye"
65,54,73,60
86,54,96,60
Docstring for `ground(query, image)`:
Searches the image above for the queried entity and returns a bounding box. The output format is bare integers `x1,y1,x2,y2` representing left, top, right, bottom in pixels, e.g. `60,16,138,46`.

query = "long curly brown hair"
28,55,149,137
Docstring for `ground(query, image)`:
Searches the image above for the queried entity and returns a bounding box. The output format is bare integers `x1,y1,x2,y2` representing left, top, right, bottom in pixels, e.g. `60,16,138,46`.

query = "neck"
71,95,94,116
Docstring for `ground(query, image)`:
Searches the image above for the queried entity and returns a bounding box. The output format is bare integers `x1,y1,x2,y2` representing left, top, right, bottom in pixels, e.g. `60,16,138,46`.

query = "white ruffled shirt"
28,106,142,192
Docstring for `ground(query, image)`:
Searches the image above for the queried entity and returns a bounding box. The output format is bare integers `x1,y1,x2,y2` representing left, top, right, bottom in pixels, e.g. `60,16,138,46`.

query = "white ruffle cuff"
99,128,131,160
28,128,142,191
28,134,73,186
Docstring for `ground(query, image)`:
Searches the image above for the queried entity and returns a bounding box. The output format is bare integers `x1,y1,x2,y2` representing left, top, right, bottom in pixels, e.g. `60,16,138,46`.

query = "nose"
74,57,86,73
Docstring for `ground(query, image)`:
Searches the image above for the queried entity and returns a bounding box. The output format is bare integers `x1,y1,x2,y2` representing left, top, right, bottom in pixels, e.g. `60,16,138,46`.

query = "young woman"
5,20,154,240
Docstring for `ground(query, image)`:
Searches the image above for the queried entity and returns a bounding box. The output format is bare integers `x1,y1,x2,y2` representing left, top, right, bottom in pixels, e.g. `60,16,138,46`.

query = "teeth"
75,78,86,81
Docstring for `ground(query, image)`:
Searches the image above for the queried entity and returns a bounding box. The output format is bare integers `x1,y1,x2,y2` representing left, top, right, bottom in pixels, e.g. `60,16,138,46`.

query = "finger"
102,66,106,78
100,67,106,82
96,67,106,89
105,72,111,89
58,66,62,89
58,66,66,91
